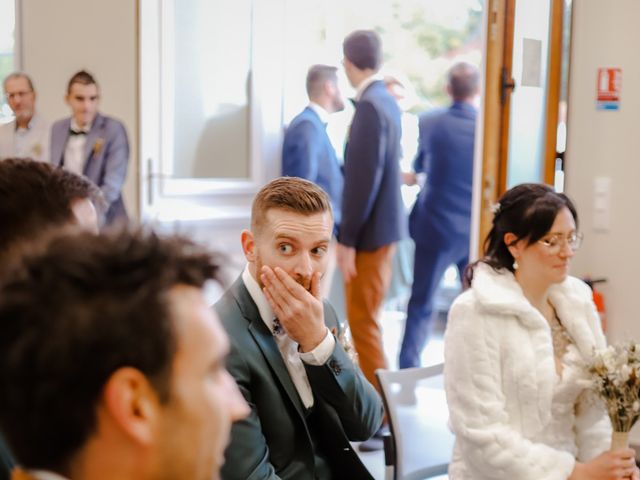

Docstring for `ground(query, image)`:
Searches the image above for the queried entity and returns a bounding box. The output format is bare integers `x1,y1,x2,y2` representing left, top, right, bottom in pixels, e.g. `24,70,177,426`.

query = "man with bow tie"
50,70,130,226
215,177,382,479
282,65,345,297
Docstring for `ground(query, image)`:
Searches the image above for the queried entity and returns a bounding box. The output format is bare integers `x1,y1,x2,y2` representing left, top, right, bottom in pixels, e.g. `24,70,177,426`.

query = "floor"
354,309,448,480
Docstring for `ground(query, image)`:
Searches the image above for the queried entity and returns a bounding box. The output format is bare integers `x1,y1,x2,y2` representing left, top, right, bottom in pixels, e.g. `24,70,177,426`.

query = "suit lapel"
231,279,307,420
83,114,103,173
51,118,71,167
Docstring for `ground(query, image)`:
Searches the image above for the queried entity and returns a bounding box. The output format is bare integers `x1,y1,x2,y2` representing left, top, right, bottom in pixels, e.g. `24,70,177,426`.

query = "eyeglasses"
5,91,33,101
538,232,583,253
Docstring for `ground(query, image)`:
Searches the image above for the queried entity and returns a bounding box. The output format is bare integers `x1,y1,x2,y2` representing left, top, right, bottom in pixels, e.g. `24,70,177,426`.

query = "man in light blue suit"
282,65,344,230
399,62,479,369
50,70,129,226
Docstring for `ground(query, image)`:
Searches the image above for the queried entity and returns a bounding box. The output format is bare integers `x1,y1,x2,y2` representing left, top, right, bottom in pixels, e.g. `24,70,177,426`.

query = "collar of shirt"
241,265,278,334
70,119,91,134
355,73,384,101
14,112,39,132
308,102,330,124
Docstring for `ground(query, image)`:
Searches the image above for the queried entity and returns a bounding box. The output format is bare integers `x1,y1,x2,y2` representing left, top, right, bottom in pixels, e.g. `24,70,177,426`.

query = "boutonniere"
31,143,42,157
331,325,359,366
93,138,105,156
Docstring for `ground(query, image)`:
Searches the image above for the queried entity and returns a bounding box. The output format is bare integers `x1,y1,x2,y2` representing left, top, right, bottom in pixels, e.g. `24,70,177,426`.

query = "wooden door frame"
475,0,567,257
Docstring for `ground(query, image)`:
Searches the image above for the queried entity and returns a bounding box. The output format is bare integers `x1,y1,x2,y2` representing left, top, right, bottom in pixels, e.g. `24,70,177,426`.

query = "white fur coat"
444,263,611,480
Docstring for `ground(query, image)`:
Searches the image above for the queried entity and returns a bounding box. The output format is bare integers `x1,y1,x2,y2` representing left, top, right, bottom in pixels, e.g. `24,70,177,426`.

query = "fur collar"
472,262,605,359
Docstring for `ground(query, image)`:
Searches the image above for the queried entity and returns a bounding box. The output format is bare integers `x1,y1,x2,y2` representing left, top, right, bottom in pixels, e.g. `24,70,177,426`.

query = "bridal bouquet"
587,343,640,450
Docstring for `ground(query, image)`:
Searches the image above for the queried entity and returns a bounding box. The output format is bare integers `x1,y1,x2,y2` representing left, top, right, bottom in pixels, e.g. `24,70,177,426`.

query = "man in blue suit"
282,64,344,229
338,31,407,449
282,65,344,296
399,62,479,369
50,70,130,227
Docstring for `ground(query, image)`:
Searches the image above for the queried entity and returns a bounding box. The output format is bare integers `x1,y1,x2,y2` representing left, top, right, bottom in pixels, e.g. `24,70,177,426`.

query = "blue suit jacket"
50,113,130,225
410,101,477,247
340,80,408,251
282,107,343,229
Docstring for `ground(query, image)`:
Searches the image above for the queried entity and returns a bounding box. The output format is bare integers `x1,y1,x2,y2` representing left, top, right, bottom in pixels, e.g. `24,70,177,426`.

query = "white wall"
20,0,139,218
564,0,640,442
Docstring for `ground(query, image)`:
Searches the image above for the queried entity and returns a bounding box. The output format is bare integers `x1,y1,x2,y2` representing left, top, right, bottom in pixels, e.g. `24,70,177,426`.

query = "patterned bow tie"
272,318,285,336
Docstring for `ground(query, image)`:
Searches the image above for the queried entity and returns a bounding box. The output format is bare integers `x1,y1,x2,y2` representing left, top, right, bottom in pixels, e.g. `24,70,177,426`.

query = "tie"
69,128,86,136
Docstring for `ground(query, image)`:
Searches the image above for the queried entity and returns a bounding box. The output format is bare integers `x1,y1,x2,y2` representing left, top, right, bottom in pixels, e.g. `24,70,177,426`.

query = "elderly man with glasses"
0,72,50,163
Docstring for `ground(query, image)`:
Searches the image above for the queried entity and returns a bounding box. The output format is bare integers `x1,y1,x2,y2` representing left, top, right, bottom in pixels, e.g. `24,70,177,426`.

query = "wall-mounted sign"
597,67,621,110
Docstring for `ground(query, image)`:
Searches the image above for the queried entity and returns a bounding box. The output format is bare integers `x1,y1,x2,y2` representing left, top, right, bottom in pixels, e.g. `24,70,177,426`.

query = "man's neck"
351,69,377,90
15,115,33,130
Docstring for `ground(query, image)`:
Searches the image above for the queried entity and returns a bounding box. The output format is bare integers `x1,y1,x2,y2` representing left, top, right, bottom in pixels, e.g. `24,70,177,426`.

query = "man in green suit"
215,177,383,479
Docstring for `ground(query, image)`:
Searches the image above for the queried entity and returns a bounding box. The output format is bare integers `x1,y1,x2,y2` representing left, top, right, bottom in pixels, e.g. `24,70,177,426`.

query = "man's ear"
64,94,70,107
101,367,161,446
241,230,256,263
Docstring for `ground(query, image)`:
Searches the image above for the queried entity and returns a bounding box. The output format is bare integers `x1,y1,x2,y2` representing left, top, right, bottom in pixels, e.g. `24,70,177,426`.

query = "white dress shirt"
63,119,91,175
241,266,335,409
354,73,384,101
308,102,330,124
0,113,50,162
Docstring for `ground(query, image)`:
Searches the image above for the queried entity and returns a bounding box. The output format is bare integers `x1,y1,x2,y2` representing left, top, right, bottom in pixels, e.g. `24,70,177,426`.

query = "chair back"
376,363,454,480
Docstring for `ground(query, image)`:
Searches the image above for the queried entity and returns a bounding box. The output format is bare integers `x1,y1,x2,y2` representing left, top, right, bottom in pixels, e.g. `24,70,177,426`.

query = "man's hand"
402,171,417,186
261,266,327,352
336,243,357,282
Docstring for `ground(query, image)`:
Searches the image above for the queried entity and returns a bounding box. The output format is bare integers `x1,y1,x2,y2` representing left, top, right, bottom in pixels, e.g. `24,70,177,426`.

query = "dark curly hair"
464,183,578,287
0,158,103,271
0,228,223,473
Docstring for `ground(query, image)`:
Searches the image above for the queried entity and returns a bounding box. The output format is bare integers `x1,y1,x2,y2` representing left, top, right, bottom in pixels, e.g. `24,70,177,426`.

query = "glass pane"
0,0,16,121
506,0,551,187
168,0,252,179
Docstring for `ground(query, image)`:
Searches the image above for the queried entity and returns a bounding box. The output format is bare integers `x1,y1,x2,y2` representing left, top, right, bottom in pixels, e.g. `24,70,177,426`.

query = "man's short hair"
251,177,332,233
448,62,480,101
306,64,338,99
343,30,382,71
2,72,34,93
0,159,102,267
0,229,223,472
67,70,98,94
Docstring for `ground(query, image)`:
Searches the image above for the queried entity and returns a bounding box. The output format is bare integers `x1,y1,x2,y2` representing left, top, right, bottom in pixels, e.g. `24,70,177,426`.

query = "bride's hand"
570,449,637,480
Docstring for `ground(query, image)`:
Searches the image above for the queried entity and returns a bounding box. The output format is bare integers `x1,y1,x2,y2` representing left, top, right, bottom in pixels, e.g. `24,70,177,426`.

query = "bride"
444,183,639,480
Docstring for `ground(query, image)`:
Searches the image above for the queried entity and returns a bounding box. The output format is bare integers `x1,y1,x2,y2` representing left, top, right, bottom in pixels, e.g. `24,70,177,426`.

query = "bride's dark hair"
463,183,578,288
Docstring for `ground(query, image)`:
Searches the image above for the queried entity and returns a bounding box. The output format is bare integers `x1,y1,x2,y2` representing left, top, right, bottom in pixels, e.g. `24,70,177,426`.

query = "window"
0,0,17,122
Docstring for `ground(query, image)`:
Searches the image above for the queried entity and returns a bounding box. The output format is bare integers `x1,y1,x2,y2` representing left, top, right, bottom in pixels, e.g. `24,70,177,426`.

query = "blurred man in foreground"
0,229,249,480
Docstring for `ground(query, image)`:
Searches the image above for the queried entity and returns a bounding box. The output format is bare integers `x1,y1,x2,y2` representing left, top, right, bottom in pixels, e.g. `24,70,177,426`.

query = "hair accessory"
491,202,501,215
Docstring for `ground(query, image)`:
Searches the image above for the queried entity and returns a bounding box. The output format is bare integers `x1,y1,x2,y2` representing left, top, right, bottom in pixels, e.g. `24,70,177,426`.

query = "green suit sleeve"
221,344,281,480
303,302,384,440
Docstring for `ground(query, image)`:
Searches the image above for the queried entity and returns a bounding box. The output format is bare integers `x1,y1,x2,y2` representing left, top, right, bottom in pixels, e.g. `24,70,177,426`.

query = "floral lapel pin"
31,143,42,158
331,325,359,366
93,137,105,156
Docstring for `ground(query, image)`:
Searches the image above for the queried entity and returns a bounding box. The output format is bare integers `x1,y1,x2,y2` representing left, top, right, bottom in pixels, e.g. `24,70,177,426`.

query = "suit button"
329,359,341,375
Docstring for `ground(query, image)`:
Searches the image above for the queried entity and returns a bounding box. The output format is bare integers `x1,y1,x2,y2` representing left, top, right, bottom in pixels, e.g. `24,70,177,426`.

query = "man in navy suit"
282,64,344,228
50,70,130,226
338,31,407,448
282,65,345,296
399,62,479,369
